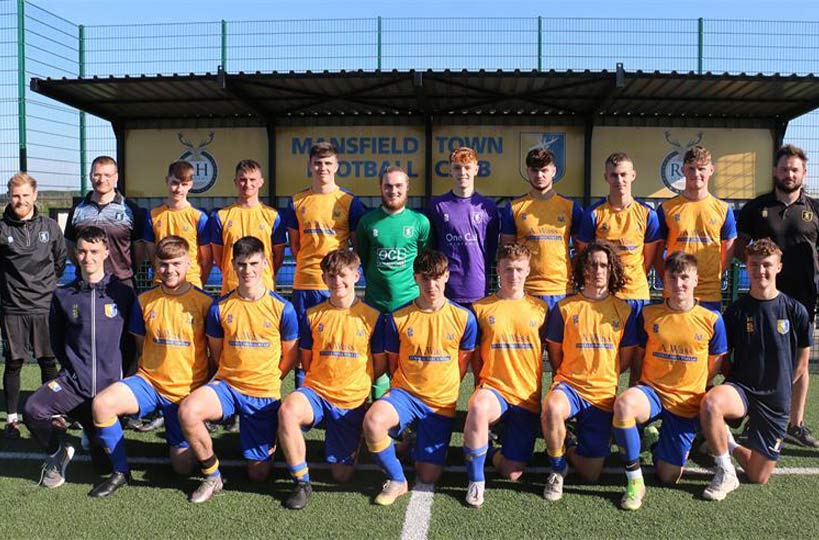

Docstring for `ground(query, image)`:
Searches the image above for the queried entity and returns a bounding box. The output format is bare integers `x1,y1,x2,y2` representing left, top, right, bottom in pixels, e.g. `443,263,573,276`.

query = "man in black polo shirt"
736,144,819,448
64,155,145,379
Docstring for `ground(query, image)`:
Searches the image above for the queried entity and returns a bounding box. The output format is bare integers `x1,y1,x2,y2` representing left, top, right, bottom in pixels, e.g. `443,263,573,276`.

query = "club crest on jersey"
115,212,124,221
403,226,414,238
674,214,681,222
556,214,566,224
762,208,768,218
407,327,414,337
300,206,306,215
447,332,455,341
356,328,365,337
803,211,814,222
529,319,538,327
572,314,579,325
518,132,566,183
263,321,272,328
149,310,157,319
318,323,324,333
746,317,755,333
488,316,495,325
227,220,233,229
652,323,659,333
694,333,704,341
612,320,621,330
600,223,610,233
777,319,790,334
521,213,528,221
227,314,233,324
332,208,342,220
472,213,483,224
104,303,118,318
183,225,190,232
71,304,79,320
38,231,49,243
156,219,162,228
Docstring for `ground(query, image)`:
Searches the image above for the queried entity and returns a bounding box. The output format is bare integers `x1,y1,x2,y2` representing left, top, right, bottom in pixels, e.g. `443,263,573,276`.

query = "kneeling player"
542,241,638,501
612,252,727,510
462,243,548,507
700,239,810,500
178,236,299,503
89,236,213,497
363,250,477,505
278,249,386,510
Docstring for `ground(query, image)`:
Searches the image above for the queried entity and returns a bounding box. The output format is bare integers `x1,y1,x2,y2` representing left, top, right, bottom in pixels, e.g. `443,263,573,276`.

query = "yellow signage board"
275,126,425,196
124,128,268,197
430,126,586,197
591,127,772,199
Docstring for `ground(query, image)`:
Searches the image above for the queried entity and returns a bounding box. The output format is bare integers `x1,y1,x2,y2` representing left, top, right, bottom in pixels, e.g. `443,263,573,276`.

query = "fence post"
537,16,543,71
377,16,382,70
78,24,87,195
221,19,227,71
16,0,26,172
697,17,704,74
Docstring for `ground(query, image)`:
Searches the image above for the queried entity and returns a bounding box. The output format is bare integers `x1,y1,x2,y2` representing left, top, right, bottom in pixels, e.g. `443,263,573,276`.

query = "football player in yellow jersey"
278,249,386,510
178,236,299,504
145,161,211,288
655,146,737,312
500,147,583,310
577,153,661,313
209,159,286,295
462,243,548,507
285,142,367,388
612,251,727,511
541,241,639,502
363,250,477,506
88,236,213,497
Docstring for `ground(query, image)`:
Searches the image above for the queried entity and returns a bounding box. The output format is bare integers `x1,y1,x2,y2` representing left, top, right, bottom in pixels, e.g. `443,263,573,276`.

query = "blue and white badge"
777,319,790,335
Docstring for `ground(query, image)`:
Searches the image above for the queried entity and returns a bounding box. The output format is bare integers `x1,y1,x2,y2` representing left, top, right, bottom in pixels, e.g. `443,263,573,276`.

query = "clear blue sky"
35,0,819,24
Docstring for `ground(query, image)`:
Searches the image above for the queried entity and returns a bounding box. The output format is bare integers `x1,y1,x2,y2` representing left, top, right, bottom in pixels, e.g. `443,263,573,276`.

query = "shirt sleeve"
484,203,500,278
196,210,210,245
709,314,729,355
128,298,146,336
349,196,367,232
209,210,224,246
280,300,299,341
417,213,431,252
283,198,297,232
656,203,669,241
545,306,565,343
644,207,661,243
620,304,640,348
130,203,147,242
384,314,399,354
272,213,287,246
356,215,370,272
460,309,478,350
570,201,584,237
298,312,313,350
371,314,386,355
577,207,596,244
637,312,648,348
721,206,738,240
499,202,516,235
143,211,156,243
205,301,223,338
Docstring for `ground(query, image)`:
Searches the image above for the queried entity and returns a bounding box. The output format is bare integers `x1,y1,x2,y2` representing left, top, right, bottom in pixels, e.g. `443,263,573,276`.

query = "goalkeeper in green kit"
355,166,430,398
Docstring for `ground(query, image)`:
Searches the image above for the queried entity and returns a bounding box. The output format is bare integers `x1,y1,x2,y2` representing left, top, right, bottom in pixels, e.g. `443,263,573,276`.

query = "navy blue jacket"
49,274,135,398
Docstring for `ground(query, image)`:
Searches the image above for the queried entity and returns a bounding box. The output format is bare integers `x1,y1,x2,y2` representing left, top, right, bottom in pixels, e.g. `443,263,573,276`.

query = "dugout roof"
30,68,819,129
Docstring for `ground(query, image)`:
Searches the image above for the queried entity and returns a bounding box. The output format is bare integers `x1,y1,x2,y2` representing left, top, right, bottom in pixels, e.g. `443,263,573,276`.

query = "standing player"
356,166,430,398
0,172,66,438
64,155,146,290
700,239,810,500
612,252,727,511
735,144,819,448
500,147,583,310
145,160,211,288
88,236,213,497
577,153,661,311
541,241,639,501
210,159,286,296
178,236,298,503
427,147,499,310
462,243,548,507
656,146,736,312
23,226,135,487
285,142,367,386
363,251,477,505
277,249,385,510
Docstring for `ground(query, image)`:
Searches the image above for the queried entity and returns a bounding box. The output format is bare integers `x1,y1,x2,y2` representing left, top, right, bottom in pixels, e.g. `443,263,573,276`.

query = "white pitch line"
400,481,435,540
1,451,819,476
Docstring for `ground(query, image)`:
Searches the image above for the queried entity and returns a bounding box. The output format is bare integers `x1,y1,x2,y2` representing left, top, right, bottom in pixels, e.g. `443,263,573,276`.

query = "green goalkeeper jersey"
356,206,430,313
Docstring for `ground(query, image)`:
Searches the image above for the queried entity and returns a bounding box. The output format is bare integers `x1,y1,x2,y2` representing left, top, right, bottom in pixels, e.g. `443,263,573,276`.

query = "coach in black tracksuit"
23,226,134,482
0,174,66,440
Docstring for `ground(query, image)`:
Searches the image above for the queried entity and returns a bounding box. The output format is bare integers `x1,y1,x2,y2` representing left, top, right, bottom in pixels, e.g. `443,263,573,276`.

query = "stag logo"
660,131,703,194
177,131,219,194
518,132,566,183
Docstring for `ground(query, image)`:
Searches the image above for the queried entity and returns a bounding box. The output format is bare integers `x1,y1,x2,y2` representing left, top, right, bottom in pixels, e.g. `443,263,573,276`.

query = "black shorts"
1,313,53,362
727,382,788,461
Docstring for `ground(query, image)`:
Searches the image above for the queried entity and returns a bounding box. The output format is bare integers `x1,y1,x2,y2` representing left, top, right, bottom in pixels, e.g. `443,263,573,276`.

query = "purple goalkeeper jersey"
427,191,499,304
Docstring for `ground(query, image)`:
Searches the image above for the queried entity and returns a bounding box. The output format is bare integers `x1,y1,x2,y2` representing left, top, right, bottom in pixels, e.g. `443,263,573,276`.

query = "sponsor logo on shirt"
376,247,409,270
445,232,478,244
